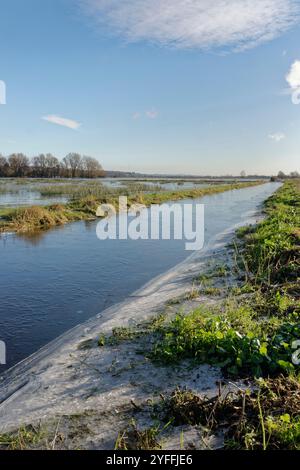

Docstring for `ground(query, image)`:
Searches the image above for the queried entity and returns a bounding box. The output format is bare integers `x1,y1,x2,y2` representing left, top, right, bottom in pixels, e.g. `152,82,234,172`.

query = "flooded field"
0,178,112,208
0,177,249,208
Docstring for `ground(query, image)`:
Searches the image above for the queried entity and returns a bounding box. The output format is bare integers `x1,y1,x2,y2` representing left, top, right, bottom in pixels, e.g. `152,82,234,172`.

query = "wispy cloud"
145,109,158,119
268,132,286,142
132,112,141,120
42,115,81,130
132,109,159,120
80,0,300,51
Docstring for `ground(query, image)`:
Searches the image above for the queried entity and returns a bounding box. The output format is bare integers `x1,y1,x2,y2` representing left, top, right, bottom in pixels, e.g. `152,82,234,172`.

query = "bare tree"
63,153,82,178
1,152,104,178
8,153,30,177
0,155,9,177
45,154,60,177
32,154,47,177
82,156,105,178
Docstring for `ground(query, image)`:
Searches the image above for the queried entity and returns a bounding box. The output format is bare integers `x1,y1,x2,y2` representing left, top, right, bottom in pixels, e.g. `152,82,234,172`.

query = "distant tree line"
0,153,106,178
277,171,300,179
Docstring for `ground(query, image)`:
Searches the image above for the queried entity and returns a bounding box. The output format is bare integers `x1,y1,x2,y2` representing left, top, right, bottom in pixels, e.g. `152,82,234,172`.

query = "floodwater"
0,190,67,208
0,179,70,208
0,178,246,208
0,183,280,372
0,179,205,207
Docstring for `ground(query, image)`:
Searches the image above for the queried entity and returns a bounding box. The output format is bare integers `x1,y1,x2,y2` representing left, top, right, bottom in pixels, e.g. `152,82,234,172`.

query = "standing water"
0,183,280,372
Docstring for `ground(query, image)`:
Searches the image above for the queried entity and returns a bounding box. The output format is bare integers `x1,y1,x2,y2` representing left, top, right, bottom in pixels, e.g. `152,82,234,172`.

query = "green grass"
139,181,263,206
150,180,300,378
151,307,300,377
120,181,164,192
147,180,300,450
98,313,167,347
242,180,300,284
36,181,114,198
0,207,15,218
264,414,300,449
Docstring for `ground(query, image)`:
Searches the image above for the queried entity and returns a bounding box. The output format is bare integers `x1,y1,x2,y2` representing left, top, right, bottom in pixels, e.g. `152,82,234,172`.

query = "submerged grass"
0,205,87,232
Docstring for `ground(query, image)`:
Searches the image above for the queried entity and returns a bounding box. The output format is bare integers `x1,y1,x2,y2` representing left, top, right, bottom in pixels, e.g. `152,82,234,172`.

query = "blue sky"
0,0,300,175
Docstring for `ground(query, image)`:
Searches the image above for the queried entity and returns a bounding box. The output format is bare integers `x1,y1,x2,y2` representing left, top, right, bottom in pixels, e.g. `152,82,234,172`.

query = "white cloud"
268,132,286,142
42,115,81,130
145,109,158,119
286,60,300,89
80,0,300,51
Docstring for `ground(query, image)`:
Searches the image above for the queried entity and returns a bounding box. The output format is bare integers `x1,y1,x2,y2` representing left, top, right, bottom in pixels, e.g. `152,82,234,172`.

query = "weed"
163,388,214,427
150,306,300,377
98,313,167,348
203,287,221,296
115,421,162,450
0,424,45,450
161,377,300,450
77,339,95,350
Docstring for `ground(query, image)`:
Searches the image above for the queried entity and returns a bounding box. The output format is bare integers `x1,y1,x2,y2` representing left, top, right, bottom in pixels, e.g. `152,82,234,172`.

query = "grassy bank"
151,180,299,375
99,179,300,450
145,179,299,449
0,180,263,233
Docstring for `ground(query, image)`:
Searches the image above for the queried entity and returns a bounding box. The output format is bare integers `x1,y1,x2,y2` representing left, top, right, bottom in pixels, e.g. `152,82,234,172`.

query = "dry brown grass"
9,206,69,232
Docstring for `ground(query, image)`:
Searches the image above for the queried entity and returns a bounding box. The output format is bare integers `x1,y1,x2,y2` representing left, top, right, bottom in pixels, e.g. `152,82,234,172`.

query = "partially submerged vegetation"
0,180,263,233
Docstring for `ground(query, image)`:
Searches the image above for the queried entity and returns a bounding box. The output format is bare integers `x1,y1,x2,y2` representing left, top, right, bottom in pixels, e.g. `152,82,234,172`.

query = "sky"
0,0,300,175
